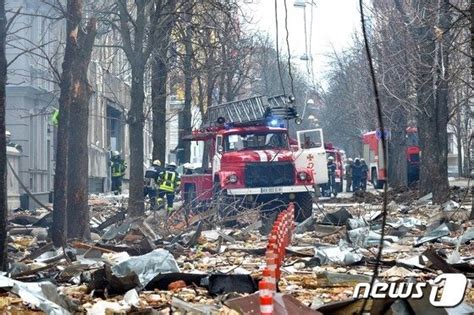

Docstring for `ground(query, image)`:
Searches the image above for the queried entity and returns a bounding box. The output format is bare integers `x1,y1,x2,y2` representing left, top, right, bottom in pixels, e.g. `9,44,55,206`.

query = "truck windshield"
224,133,289,151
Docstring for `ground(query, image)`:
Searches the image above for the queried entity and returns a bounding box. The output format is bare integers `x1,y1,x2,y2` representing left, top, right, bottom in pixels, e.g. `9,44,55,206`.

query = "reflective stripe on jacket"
111,160,126,177
159,170,178,192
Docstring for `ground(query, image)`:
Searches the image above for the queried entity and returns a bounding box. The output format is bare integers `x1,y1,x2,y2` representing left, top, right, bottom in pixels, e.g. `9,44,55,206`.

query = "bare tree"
52,0,77,246
393,0,451,202
65,0,96,239
112,0,161,216
151,0,177,164
0,0,8,270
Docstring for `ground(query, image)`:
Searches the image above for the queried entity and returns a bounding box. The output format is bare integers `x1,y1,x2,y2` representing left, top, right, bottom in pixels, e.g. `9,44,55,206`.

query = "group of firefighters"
344,158,369,193
109,152,181,213
325,156,369,197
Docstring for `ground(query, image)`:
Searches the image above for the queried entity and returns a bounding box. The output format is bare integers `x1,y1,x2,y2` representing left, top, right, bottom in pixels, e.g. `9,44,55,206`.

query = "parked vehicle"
362,128,420,188
180,95,329,222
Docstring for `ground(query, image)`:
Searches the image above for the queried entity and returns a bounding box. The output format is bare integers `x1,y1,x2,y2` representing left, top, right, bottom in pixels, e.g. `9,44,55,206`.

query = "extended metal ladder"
206,95,298,126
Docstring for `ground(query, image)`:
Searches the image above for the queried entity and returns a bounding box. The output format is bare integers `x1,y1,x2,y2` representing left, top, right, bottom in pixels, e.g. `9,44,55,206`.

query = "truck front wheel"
295,192,313,222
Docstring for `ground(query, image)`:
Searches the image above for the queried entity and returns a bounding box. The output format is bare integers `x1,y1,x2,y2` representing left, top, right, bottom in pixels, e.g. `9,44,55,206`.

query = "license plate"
260,187,284,193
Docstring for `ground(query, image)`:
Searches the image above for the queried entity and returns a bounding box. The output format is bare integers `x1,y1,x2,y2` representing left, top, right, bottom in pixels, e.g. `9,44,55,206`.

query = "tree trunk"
152,56,167,164
200,75,214,170
456,130,463,177
462,98,471,177
52,0,83,247
127,67,145,216
66,16,96,240
178,2,193,164
0,0,8,270
388,112,408,187
415,1,450,204
152,0,176,164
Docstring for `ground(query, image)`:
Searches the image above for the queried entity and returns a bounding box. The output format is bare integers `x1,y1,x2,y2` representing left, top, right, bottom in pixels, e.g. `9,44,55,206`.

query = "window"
298,130,322,149
224,132,288,152
448,133,455,154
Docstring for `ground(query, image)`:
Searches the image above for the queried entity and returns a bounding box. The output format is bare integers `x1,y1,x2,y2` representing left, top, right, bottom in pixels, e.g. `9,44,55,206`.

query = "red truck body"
362,128,420,188
179,95,329,221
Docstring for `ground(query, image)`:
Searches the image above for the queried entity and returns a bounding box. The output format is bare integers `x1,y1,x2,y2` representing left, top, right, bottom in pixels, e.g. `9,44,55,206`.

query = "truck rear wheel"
295,192,313,222
372,169,385,189
336,182,343,193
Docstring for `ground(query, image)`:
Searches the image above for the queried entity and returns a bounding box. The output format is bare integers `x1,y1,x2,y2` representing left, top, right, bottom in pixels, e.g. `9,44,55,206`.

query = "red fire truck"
362,128,420,188
180,95,329,222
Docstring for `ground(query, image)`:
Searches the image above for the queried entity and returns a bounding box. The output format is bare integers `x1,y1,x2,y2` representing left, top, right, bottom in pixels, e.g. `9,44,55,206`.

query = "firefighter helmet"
112,150,120,157
328,156,334,161
152,160,161,166
168,162,177,169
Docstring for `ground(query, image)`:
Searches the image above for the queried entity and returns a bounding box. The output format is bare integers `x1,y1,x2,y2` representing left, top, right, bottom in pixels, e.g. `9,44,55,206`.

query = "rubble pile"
338,185,472,207
1,193,473,314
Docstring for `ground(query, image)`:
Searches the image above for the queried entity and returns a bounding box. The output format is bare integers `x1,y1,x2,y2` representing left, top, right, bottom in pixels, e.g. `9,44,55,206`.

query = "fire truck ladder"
206,95,299,126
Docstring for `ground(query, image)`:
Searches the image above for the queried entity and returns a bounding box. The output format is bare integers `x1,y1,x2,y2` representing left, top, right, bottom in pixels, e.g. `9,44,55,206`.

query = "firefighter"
351,158,363,192
51,109,59,127
144,160,162,210
360,159,369,191
327,156,337,197
110,151,127,195
5,131,22,151
345,158,353,192
158,162,181,214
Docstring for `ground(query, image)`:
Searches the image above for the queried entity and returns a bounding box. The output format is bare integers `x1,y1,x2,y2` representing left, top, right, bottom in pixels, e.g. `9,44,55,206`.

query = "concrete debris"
416,193,433,204
321,207,353,226
110,249,180,288
415,223,451,246
314,240,363,265
0,275,76,315
2,192,472,313
442,200,460,211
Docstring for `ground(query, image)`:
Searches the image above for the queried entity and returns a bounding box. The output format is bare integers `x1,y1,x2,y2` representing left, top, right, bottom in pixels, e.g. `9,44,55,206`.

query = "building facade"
5,0,154,209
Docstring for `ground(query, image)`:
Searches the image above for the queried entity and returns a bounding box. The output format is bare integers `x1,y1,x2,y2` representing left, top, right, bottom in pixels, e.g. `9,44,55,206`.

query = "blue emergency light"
269,118,279,127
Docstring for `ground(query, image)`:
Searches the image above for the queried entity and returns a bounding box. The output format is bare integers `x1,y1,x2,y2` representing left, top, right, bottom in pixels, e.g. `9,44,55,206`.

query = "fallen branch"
71,241,116,254
13,261,60,279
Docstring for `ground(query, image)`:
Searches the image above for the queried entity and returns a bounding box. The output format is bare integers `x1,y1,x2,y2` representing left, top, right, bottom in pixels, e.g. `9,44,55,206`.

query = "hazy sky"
241,0,361,85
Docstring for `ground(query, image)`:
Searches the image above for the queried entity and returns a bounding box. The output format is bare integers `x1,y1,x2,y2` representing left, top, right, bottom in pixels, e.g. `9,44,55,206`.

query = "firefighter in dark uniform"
110,151,127,195
351,158,363,192
345,158,353,192
327,156,337,197
360,159,369,191
158,162,181,214
144,160,162,210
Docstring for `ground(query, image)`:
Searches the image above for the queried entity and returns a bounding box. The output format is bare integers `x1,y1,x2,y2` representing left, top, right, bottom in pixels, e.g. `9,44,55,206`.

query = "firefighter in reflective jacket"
144,160,162,209
158,162,181,213
110,151,127,195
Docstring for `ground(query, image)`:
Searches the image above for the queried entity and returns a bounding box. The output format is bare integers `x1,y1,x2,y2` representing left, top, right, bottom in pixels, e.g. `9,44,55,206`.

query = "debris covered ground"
3,186,474,314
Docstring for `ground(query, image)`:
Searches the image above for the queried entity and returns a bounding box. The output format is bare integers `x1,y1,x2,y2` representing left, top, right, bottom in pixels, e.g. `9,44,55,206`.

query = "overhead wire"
358,0,388,313
302,3,311,77
274,0,286,95
308,1,316,89
283,0,295,97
